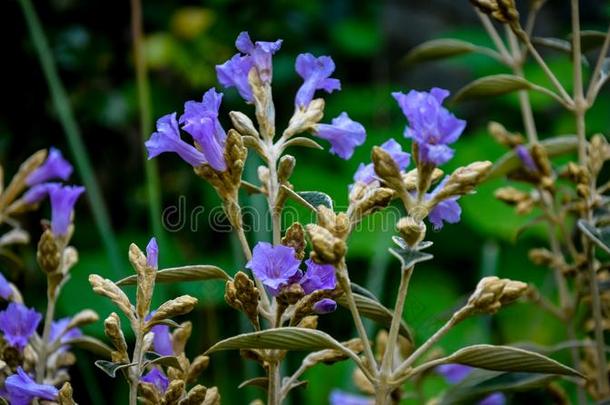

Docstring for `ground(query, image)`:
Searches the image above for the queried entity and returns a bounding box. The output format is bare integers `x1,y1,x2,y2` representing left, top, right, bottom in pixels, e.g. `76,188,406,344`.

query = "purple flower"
22,182,59,205
393,88,466,166
479,393,506,405
295,53,341,108
426,177,461,230
0,303,42,351
0,273,12,300
246,242,301,296
48,185,85,236
313,298,337,314
353,139,410,186
146,237,158,269
179,89,227,172
216,54,254,102
49,317,82,346
145,113,208,167
515,145,538,172
329,389,373,405
314,113,366,160
235,32,282,83
437,364,473,384
300,259,336,294
5,367,58,405
151,324,173,356
26,147,73,186
140,368,169,394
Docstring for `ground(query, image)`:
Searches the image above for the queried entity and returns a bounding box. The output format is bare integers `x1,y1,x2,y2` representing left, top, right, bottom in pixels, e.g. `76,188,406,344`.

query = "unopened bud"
396,217,426,247
488,121,523,148
297,315,318,329
230,111,259,137
187,355,210,384
183,385,208,405
372,146,403,190
528,248,555,266
278,283,305,305
147,295,198,324
278,155,296,184
282,222,306,259
37,230,61,273
233,271,260,329
306,224,346,264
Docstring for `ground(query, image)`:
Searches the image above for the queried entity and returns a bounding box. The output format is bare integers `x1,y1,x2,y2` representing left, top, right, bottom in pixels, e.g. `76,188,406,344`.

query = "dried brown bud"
139,381,161,404
67,309,99,330
278,155,296,184
187,355,210,384
202,386,221,405
104,313,129,363
172,321,193,355
277,283,305,305
372,146,403,191
297,315,319,329
182,385,208,405
396,217,426,247
282,222,306,259
233,272,260,329
58,382,76,405
488,121,524,148
229,111,259,138
89,275,134,320
402,168,444,192
306,224,346,264
429,161,492,204
468,276,528,314
350,187,395,223
471,0,519,25
0,149,46,210
225,129,247,186
531,144,552,178
37,230,61,274
163,379,185,404
224,280,242,310
528,248,555,267
588,134,610,176
147,295,198,324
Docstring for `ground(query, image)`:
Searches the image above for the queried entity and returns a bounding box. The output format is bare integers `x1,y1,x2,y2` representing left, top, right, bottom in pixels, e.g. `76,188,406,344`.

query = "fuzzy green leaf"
65,336,113,359
578,220,610,255
488,136,578,180
116,265,230,286
205,327,350,354
336,293,412,342
447,344,583,377
452,74,534,103
403,39,477,64
283,137,324,150
144,353,182,369
297,191,334,210
238,377,269,391
389,237,434,269
94,360,136,378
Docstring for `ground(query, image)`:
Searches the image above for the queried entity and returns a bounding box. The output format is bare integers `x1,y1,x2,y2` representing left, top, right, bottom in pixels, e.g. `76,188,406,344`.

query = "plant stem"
267,361,281,405
130,0,163,242
35,288,57,383
475,11,512,64
393,306,471,380
586,24,610,103
18,0,123,277
337,261,377,374
129,321,145,405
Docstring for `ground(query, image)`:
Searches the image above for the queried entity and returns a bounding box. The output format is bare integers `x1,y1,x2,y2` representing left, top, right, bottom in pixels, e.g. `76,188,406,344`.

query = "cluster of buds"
494,186,537,215
224,271,261,330
470,0,519,26
467,276,528,315
306,206,349,265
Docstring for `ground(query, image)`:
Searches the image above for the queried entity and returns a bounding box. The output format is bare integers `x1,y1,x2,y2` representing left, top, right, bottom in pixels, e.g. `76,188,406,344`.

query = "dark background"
2,0,609,403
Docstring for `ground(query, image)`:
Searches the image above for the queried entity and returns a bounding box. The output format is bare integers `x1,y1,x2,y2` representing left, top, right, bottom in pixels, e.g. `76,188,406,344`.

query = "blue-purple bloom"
48,185,85,236
22,182,59,205
313,298,337,314
140,368,169,394
246,242,301,296
353,138,410,186
329,389,373,405
295,53,341,108
216,53,254,102
314,112,366,160
426,178,461,230
4,367,58,405
49,317,82,352
0,273,12,300
179,88,227,171
145,113,208,167
146,237,158,269
437,364,506,405
26,147,73,186
0,303,42,351
300,260,336,294
235,31,282,83
393,88,465,166
151,324,173,356
515,145,539,173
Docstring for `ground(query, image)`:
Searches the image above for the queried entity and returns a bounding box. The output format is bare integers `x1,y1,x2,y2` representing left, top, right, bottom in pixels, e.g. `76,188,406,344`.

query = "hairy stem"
586,24,610,103
129,320,145,405
35,288,57,383
267,361,281,405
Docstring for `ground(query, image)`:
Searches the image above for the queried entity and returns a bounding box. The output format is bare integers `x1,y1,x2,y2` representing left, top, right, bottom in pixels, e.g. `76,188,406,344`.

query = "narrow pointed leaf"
578,219,610,254
336,293,412,342
447,344,583,377
238,377,269,391
576,30,609,52
116,265,230,286
452,74,533,103
283,137,324,150
350,282,379,301
144,353,182,369
297,191,333,210
403,39,476,64
389,246,434,269
532,37,572,53
65,336,113,359
488,136,578,180
94,360,136,378
205,327,350,354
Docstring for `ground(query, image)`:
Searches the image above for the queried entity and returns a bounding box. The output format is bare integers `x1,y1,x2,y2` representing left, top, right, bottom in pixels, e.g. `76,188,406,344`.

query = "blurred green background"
3,0,610,403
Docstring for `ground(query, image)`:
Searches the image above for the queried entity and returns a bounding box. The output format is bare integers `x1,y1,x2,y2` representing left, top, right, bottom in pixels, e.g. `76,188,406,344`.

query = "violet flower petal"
140,368,169,394
216,53,254,102
48,185,85,236
314,112,365,160
146,237,158,269
245,242,301,296
0,303,42,351
294,53,341,108
26,147,73,186
5,367,58,405
0,273,12,300
300,259,336,294
145,113,207,167
313,298,337,314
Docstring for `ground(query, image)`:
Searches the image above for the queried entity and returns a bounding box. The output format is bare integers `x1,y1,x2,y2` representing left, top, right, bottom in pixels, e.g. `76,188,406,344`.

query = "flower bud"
229,111,259,138
187,355,210,384
104,312,129,363
37,229,61,274
147,295,198,324
306,224,346,264
528,248,555,267
233,272,260,329
278,283,305,305
372,146,403,191
488,121,524,148
281,222,306,260
278,155,296,184
396,217,426,247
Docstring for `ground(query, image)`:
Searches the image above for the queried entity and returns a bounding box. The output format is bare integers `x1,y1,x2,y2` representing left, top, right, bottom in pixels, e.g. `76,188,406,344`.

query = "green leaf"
447,344,583,377
389,237,434,269
94,360,136,378
532,37,572,53
349,282,379,301
116,265,230,286
144,353,182,369
205,327,351,354
578,220,610,255
452,74,534,103
282,137,324,150
65,336,113,359
238,377,269,391
297,191,333,210
488,136,578,180
438,370,556,404
336,293,412,342
403,39,476,64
